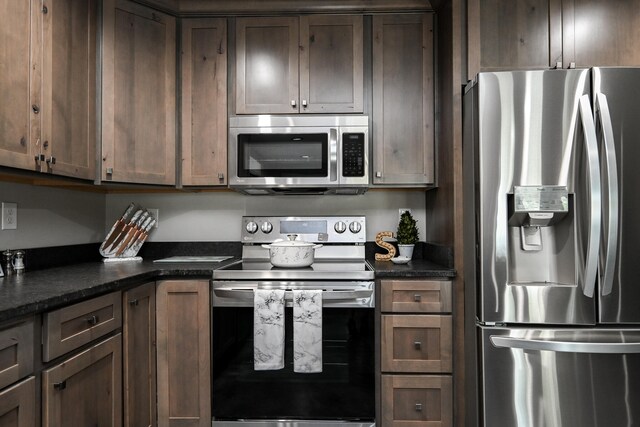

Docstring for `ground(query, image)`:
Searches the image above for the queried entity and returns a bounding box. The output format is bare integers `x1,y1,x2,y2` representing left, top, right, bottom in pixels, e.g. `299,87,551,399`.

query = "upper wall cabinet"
102,0,176,185
181,18,227,186
467,0,640,79
372,14,435,186
0,0,96,180
235,15,363,114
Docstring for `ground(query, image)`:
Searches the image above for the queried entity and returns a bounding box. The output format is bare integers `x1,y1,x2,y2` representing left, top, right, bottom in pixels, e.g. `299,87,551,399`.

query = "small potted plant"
396,211,419,259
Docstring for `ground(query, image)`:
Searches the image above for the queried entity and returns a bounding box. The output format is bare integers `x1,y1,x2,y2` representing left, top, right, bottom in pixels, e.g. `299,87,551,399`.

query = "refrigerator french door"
463,68,640,427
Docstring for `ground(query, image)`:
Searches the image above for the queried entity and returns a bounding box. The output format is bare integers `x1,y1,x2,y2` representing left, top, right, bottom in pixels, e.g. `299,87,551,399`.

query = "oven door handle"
213,288,373,301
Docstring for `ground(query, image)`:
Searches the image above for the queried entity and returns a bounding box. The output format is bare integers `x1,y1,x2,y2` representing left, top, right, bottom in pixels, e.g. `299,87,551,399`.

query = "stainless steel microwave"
228,115,369,195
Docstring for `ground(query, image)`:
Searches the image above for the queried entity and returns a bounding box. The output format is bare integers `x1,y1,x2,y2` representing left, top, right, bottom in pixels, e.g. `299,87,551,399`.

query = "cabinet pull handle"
218,172,225,181
86,315,99,326
302,99,308,108
415,403,423,412
414,341,422,350
291,100,297,108
106,168,114,175
129,299,139,306
46,156,56,165
32,104,40,114
375,171,382,178
53,380,66,390
414,294,422,302
42,5,48,14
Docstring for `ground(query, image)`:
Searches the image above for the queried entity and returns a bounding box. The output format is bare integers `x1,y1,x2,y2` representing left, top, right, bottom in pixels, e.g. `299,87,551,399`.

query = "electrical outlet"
148,209,159,228
1,202,17,230
399,208,411,222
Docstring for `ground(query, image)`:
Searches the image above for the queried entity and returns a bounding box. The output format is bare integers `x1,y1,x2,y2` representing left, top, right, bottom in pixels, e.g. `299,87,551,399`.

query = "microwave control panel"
342,133,365,177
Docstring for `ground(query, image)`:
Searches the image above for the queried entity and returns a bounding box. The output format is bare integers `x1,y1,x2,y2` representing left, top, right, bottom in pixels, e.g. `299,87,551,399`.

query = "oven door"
229,127,338,188
211,281,375,427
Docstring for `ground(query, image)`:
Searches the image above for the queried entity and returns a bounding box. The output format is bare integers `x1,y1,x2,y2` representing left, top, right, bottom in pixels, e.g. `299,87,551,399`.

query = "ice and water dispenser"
507,185,576,285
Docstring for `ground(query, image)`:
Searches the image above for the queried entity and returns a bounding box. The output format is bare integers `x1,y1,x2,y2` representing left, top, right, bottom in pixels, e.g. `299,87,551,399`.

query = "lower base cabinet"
156,280,211,427
0,376,36,427
42,334,122,427
381,375,452,427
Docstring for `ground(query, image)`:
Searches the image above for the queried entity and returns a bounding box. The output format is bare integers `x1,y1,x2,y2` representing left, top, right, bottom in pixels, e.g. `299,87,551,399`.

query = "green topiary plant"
396,211,419,244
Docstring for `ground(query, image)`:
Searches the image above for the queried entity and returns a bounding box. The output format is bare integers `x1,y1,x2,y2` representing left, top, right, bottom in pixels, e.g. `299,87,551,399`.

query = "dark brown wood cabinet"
123,283,157,427
380,279,452,427
372,13,435,186
181,18,228,186
156,280,210,427
0,377,36,427
467,0,640,78
102,0,176,185
236,15,363,114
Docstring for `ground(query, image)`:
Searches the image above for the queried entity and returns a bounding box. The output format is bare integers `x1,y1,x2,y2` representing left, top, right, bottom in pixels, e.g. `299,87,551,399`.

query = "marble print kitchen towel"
254,289,286,370
293,289,323,373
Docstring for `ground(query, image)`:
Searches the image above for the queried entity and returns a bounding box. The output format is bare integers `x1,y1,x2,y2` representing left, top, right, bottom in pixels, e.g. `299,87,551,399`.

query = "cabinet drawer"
0,376,36,427
381,374,452,427
43,292,122,362
381,315,452,373
0,318,35,390
381,280,451,313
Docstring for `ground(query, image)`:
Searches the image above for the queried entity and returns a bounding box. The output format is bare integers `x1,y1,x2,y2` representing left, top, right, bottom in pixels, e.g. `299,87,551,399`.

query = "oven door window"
212,307,374,421
237,133,328,177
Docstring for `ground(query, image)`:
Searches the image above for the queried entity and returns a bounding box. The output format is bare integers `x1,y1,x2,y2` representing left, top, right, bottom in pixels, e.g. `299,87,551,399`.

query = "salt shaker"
12,250,25,273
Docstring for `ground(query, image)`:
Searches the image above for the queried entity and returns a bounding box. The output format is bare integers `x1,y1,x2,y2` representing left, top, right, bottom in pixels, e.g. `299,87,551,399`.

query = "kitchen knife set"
99,203,156,258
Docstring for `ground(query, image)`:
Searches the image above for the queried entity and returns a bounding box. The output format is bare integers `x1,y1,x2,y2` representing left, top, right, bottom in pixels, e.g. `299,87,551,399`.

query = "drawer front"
0,376,36,427
43,292,122,362
381,315,452,373
381,374,452,427
381,280,452,313
0,318,35,390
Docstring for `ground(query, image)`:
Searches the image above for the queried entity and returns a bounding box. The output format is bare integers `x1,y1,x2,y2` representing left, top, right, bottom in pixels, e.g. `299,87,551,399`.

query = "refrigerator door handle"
578,94,602,298
490,335,640,354
595,92,619,296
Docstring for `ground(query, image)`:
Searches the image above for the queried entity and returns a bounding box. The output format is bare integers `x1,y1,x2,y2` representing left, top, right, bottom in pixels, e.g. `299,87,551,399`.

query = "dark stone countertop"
369,258,456,278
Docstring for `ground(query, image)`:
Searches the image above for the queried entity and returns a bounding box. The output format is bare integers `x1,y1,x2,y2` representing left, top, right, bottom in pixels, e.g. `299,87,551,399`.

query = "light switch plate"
1,202,17,230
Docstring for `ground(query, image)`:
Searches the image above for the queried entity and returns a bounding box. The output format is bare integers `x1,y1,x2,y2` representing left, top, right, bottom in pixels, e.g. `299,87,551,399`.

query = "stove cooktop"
212,259,374,281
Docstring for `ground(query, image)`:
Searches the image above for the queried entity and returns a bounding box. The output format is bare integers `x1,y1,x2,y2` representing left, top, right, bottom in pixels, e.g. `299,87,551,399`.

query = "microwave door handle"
578,94,601,298
330,128,338,182
595,92,619,296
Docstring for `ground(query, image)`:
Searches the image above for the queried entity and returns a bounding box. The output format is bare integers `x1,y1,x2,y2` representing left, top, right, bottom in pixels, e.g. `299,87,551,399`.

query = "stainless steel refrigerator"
463,68,640,427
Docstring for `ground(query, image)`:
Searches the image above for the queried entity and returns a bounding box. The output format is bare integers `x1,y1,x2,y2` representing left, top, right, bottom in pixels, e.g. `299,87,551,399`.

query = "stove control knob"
349,221,362,234
334,221,347,234
245,221,258,234
261,221,273,234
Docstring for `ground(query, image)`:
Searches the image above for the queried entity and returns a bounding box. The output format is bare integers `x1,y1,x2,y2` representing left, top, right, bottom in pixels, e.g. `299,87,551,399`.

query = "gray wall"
0,181,106,250
105,190,427,242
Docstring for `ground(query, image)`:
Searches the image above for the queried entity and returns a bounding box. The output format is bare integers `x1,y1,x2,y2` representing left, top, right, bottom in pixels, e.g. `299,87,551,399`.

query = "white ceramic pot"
262,235,323,268
398,244,415,259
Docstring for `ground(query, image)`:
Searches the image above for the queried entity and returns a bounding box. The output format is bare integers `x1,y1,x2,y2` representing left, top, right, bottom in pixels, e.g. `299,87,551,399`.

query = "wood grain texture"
0,376,36,427
42,334,122,427
381,374,452,427
41,0,96,180
102,0,176,185
381,280,452,313
178,0,433,14
156,280,210,427
123,283,156,427
181,18,228,186
372,14,435,185
0,319,34,391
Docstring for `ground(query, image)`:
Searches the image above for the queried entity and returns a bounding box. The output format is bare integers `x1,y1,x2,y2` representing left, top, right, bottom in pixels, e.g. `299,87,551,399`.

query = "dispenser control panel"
513,186,569,212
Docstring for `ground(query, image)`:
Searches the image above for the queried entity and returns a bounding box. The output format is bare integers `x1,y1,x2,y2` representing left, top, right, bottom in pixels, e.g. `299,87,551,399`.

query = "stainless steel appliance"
228,116,369,195
211,216,375,427
463,68,640,427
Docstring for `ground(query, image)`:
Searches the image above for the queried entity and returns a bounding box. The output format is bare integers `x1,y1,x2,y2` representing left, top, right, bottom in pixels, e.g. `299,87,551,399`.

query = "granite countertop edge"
0,257,455,324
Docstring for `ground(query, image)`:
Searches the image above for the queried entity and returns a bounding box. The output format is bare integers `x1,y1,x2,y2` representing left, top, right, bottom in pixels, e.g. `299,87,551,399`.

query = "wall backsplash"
0,181,106,250
105,190,427,242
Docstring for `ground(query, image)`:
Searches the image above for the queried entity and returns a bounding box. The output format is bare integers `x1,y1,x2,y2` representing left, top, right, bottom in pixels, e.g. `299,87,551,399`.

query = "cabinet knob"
106,168,114,175
20,136,26,146
414,341,422,350
415,403,423,412
53,380,66,391
218,172,225,181
46,156,56,165
291,100,297,108
302,99,308,108
129,299,139,306
42,5,48,13
375,171,382,178
32,104,40,114
86,315,99,326
414,294,422,302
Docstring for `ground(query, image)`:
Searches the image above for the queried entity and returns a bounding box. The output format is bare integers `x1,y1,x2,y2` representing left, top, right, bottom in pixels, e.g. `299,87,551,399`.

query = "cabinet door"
0,0,40,171
466,0,563,76
0,376,36,427
236,17,299,114
381,375,452,427
156,280,210,427
299,15,363,113
563,0,640,67
41,0,96,180
123,283,156,427
42,334,122,427
181,18,227,186
372,14,435,185
102,0,176,185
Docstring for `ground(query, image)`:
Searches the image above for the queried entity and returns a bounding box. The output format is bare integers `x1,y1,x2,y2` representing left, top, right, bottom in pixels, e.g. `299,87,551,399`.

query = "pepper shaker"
1,250,13,276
